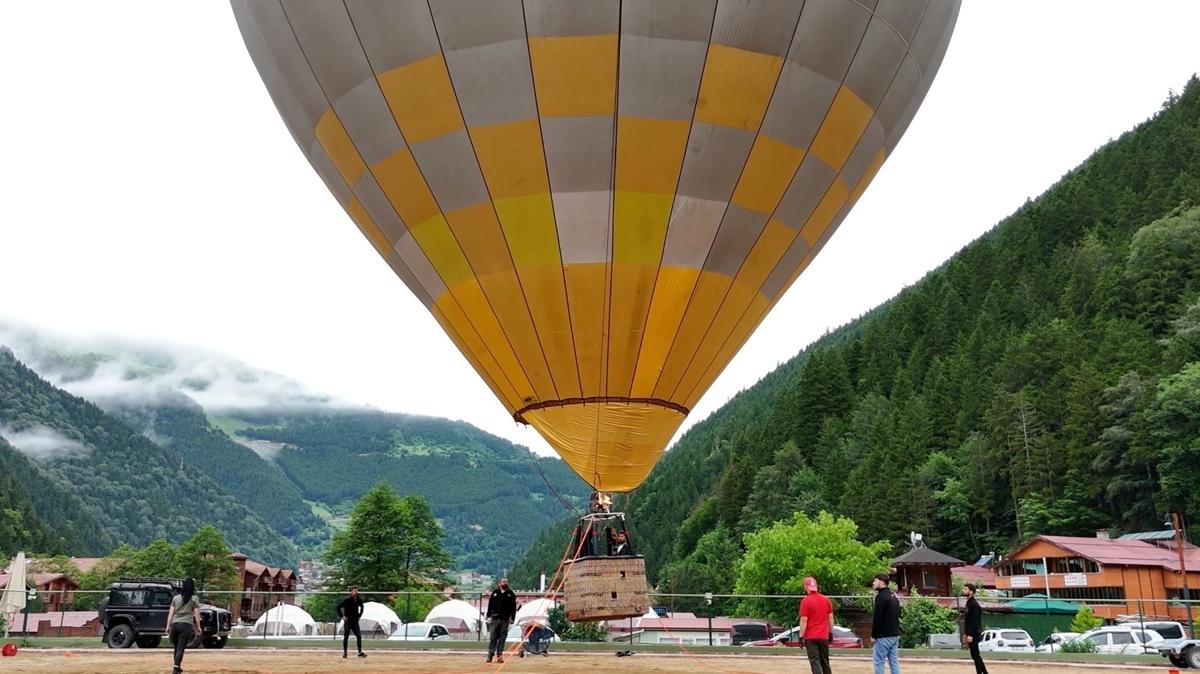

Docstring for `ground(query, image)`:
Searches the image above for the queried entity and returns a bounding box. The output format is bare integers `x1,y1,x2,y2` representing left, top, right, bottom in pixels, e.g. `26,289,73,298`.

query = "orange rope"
489,520,592,673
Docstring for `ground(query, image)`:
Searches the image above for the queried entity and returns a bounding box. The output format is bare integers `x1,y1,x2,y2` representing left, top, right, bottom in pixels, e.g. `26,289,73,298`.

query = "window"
1010,586,1124,601
1110,632,1132,645
1146,623,1184,640
922,570,940,588
1047,557,1101,574
1087,634,1108,646
151,591,173,606
111,590,147,606
1001,631,1029,641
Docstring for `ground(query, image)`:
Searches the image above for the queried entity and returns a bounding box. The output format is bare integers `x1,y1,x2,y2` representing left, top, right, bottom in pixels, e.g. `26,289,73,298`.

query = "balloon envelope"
233,0,959,491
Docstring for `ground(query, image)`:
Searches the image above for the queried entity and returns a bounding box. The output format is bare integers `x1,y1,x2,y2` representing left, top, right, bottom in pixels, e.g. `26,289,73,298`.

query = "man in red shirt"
798,576,834,674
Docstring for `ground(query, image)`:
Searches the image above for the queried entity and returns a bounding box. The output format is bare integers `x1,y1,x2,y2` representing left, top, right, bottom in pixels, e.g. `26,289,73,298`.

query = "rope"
523,447,582,518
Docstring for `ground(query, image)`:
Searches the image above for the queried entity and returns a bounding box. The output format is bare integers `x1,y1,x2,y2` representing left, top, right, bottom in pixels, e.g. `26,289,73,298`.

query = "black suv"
98,578,232,649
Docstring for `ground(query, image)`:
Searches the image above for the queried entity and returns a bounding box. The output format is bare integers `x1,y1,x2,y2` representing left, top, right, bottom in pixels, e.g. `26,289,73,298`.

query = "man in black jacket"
338,587,366,659
485,578,517,663
962,583,988,673
870,573,901,674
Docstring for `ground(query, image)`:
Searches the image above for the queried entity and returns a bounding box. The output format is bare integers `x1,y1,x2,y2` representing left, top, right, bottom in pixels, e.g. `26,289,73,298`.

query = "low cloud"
0,424,90,459
0,322,362,414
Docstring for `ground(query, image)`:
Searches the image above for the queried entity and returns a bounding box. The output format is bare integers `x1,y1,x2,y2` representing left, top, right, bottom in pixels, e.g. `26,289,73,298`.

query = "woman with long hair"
165,577,202,674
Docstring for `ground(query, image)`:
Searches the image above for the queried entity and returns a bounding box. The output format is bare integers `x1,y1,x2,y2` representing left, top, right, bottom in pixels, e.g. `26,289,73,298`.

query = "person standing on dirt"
338,587,366,659
962,583,989,673
870,573,902,674
165,577,202,674
486,578,517,663
798,576,834,674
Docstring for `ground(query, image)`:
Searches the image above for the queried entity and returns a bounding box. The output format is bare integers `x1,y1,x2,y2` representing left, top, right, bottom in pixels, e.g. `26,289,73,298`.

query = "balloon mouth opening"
513,397,689,425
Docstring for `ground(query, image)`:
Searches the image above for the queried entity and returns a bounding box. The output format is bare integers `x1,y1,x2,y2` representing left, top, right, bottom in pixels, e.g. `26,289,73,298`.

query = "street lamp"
1167,513,1194,636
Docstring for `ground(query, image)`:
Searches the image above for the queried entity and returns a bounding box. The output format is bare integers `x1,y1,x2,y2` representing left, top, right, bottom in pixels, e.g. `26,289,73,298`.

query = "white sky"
1,2,1197,458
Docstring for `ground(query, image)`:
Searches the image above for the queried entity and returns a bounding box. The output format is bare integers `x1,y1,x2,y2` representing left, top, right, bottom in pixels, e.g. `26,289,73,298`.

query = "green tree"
658,526,741,615
74,549,134,610
735,512,891,625
128,539,182,578
1148,363,1200,519
301,593,339,623
899,590,958,648
1162,299,1200,370
325,483,452,597
176,525,238,592
28,555,79,576
1069,604,1104,633
1125,206,1200,334
391,588,442,624
546,604,606,641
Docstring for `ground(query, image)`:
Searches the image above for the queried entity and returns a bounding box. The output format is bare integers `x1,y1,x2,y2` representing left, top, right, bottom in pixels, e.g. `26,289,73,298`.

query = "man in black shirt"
338,587,366,659
870,573,901,674
962,583,988,674
486,578,517,663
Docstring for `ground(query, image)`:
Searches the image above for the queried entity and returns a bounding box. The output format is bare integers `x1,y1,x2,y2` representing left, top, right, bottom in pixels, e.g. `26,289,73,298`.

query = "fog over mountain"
0,321,350,414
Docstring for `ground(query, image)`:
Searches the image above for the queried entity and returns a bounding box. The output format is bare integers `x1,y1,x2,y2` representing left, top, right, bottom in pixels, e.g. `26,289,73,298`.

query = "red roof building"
0,572,80,613
952,565,997,589
995,534,1200,621
231,553,296,624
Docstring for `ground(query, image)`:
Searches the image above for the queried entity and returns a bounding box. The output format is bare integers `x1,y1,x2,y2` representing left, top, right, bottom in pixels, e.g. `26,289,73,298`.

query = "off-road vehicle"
97,578,232,649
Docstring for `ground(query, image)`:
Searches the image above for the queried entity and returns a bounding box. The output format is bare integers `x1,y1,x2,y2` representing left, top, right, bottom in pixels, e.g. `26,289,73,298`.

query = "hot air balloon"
232,0,957,495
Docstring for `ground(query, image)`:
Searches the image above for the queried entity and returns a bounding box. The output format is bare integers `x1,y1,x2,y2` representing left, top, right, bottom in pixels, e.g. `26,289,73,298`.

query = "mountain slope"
515,77,1200,583
0,327,591,573
107,398,327,547
225,410,590,572
0,349,298,566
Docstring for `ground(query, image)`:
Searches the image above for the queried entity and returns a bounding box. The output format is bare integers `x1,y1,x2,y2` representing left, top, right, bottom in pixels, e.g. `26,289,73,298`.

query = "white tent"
425,599,481,634
0,552,27,638
337,601,401,636
251,603,317,637
515,598,558,626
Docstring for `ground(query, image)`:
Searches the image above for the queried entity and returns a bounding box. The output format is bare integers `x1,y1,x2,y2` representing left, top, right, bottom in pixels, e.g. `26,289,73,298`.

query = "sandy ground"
0,650,1163,674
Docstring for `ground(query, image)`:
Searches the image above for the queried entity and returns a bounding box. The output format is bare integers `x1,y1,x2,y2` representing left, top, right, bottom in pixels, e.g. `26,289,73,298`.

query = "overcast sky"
1,2,1197,458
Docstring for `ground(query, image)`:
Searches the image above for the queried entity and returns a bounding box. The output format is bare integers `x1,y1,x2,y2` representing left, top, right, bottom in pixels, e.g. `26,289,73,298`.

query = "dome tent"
252,603,317,637
515,598,558,626
425,599,481,634
337,601,401,636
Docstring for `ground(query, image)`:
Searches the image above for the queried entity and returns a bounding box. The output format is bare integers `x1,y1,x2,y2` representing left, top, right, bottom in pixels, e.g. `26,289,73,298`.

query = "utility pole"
1171,513,1194,636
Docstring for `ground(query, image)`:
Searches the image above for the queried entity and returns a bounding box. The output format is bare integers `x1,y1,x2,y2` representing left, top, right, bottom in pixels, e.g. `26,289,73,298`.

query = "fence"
6,587,1198,647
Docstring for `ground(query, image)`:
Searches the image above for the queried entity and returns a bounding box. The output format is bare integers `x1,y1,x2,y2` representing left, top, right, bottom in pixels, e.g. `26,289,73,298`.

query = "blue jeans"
873,636,900,674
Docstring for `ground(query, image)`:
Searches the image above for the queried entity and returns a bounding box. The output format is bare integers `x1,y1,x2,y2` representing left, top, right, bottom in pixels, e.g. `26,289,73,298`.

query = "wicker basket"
563,556,650,622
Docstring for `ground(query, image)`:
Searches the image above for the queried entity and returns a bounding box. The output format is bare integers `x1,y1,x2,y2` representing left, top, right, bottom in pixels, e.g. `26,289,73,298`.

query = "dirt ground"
0,650,1163,674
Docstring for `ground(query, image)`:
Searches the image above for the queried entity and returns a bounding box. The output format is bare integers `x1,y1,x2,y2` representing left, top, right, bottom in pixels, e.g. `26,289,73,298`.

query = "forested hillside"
226,411,590,572
0,326,591,573
0,349,298,565
515,78,1200,586
108,399,327,548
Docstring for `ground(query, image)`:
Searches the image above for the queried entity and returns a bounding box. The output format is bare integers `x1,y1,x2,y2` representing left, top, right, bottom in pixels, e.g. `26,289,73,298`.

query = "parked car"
387,623,453,641
744,625,863,648
98,579,231,649
1116,620,1188,641
976,629,1035,652
730,622,772,646
1035,631,1081,653
1077,626,1164,655
1155,638,1200,669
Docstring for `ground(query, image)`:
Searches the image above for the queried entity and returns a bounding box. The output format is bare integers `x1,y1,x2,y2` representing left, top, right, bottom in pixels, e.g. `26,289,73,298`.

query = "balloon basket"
563,555,649,622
